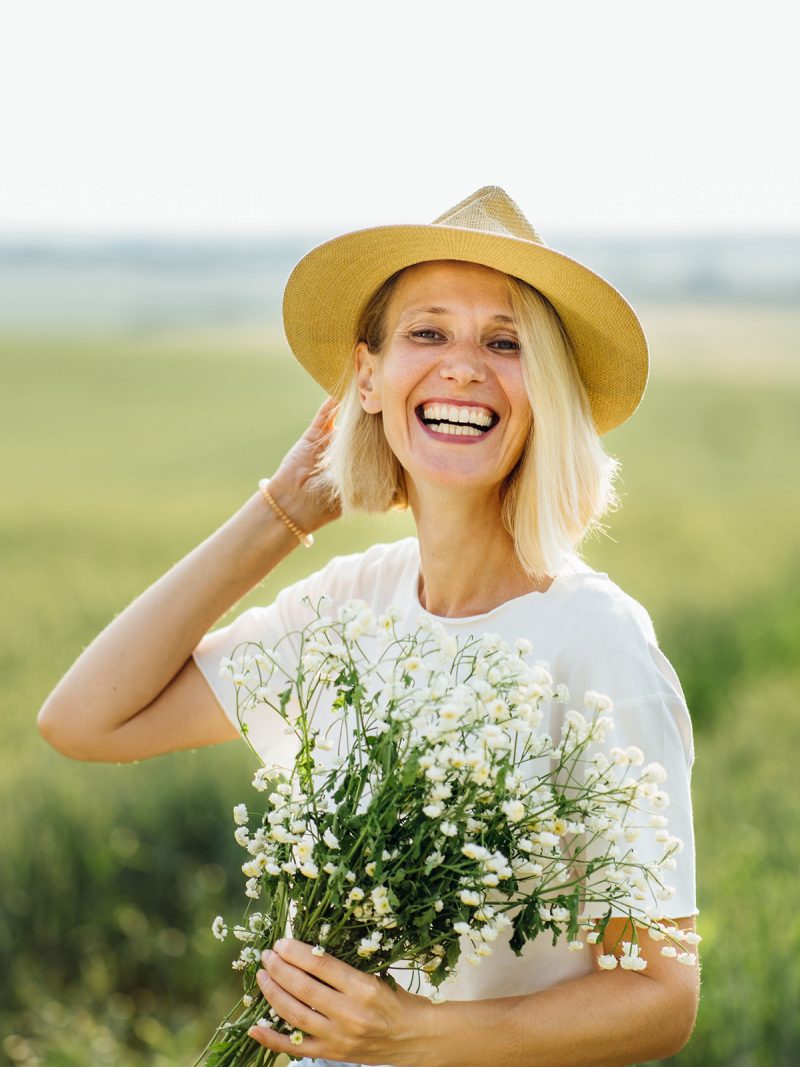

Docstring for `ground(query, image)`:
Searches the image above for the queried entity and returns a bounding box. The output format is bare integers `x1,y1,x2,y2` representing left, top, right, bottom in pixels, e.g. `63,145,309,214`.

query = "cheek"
381,403,416,455
378,353,427,416
505,375,533,432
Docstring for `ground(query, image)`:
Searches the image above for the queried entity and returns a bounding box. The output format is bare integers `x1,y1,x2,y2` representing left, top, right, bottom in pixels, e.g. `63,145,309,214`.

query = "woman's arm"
415,916,700,1067
37,398,340,763
246,916,700,1067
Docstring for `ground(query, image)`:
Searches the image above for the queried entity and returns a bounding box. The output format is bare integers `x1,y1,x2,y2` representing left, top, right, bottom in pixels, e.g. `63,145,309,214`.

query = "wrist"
258,478,314,548
402,992,448,1067
244,489,299,558
267,471,331,537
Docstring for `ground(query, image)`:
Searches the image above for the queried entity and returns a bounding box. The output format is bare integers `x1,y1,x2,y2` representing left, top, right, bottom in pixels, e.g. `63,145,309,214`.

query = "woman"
38,187,700,1066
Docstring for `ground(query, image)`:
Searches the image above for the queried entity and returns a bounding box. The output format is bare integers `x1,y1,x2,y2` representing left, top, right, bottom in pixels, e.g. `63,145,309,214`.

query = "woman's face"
355,260,532,495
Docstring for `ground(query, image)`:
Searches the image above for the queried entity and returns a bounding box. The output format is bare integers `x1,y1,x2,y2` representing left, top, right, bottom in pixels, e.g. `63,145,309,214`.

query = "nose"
437,341,487,385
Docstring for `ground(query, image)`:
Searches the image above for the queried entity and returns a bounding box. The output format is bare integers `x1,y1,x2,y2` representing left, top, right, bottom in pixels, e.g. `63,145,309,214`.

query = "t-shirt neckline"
407,537,583,624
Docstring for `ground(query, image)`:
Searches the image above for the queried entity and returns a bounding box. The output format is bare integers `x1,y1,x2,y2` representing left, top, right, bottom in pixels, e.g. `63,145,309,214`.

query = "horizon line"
1,224,799,245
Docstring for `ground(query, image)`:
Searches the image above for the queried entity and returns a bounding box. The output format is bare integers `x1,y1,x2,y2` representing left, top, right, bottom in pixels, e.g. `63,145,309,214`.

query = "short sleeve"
569,691,697,921
192,549,369,764
547,581,697,919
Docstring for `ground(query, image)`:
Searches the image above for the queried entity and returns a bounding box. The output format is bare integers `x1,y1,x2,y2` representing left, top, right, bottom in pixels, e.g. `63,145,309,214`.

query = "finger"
246,1014,325,1059
271,937,377,997
256,966,329,1038
262,945,341,1019
312,395,339,427
317,396,340,434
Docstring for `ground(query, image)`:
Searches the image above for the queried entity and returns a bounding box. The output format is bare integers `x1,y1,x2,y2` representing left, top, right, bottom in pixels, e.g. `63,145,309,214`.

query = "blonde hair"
320,264,620,579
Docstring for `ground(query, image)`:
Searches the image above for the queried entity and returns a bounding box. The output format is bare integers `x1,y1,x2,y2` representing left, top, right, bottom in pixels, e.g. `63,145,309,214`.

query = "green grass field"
2,312,799,1066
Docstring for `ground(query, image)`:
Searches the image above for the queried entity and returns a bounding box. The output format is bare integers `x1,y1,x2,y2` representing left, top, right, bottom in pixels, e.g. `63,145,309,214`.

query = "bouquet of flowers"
194,596,695,1066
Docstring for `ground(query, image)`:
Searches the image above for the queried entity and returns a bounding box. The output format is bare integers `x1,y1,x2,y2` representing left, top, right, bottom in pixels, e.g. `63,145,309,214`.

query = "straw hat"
282,186,648,434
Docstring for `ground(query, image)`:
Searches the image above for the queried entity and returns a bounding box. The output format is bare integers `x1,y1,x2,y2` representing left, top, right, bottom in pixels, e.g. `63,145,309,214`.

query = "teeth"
421,403,494,427
430,422,482,436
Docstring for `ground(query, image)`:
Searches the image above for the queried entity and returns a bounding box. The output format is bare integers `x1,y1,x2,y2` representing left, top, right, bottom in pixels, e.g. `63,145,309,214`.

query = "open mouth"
415,402,500,437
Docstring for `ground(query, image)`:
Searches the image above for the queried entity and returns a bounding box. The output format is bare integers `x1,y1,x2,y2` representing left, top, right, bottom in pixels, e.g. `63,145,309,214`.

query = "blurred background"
1,0,798,1064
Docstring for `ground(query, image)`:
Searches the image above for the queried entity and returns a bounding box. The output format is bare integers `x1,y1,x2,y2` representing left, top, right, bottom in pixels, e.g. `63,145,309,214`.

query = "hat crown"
432,185,545,246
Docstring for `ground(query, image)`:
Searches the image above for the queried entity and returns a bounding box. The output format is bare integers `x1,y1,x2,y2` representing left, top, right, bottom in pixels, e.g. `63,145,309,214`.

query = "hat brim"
282,224,649,435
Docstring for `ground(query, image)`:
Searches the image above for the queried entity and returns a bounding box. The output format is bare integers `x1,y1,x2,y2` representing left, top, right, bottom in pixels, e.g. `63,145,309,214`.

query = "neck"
408,481,553,618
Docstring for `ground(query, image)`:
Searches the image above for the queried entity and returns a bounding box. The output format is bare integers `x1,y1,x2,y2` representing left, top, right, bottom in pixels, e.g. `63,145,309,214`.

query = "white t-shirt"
193,536,696,1005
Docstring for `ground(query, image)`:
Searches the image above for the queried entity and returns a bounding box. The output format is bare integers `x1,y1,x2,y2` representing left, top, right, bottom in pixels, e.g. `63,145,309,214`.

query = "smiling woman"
322,259,620,581
38,186,699,1067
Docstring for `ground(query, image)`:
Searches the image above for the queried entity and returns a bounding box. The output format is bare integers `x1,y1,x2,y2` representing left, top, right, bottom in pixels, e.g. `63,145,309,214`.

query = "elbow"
659,1013,698,1061
37,699,95,761
671,990,700,1057
652,973,701,1060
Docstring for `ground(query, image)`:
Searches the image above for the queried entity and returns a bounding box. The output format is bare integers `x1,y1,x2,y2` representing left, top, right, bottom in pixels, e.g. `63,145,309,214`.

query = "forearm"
38,487,297,737
417,968,696,1067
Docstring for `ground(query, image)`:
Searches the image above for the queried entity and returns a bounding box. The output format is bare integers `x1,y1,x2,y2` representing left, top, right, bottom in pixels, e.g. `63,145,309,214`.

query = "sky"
1,0,798,239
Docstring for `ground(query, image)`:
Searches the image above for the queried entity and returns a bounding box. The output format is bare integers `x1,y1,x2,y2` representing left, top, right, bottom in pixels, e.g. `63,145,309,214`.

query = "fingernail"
261,949,272,965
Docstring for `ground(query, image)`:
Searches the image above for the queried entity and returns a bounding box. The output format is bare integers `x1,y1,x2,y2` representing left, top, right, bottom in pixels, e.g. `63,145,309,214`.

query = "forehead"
389,260,514,315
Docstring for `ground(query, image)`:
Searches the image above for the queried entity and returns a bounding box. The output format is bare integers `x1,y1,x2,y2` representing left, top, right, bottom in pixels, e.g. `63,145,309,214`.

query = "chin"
405,463,510,495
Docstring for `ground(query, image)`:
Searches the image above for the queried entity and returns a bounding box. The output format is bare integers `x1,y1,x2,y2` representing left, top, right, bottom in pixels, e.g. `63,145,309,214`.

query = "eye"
410,328,445,341
488,337,520,352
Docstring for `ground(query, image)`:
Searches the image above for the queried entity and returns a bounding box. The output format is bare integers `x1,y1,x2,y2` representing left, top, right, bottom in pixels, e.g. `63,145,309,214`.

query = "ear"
355,341,383,414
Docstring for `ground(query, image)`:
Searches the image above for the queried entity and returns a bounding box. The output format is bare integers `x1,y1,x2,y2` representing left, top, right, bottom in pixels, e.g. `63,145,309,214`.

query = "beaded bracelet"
258,479,314,548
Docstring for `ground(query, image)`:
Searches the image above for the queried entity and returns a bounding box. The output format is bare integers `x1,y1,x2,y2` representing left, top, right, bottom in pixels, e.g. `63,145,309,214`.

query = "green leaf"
566,891,580,940
446,938,462,967
509,916,526,955
401,752,420,787
279,686,293,712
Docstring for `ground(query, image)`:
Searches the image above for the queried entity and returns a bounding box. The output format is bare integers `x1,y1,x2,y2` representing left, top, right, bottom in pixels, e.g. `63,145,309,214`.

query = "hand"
268,396,343,536
248,937,435,1066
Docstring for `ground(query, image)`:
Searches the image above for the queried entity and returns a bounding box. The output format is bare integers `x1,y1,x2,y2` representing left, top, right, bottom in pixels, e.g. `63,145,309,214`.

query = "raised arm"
37,397,340,763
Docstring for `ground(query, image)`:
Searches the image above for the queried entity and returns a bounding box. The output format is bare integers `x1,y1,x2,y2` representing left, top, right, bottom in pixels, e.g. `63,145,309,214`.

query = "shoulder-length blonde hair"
319,265,621,579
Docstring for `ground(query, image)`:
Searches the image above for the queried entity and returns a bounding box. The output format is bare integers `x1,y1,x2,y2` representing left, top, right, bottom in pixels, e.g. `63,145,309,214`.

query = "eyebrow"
400,305,516,324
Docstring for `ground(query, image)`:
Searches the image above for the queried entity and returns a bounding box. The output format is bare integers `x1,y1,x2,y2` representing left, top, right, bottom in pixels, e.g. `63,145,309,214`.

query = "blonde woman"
39,187,700,1067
